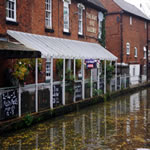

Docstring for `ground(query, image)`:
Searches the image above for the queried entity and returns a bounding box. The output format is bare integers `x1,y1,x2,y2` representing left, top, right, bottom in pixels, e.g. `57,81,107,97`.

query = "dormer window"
6,0,16,22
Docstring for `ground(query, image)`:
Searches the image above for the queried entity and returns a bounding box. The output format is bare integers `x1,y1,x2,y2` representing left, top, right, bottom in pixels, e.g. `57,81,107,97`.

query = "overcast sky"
125,0,150,18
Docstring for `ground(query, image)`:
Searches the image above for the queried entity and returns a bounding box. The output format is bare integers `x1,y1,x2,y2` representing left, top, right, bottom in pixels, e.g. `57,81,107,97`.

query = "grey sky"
125,0,150,18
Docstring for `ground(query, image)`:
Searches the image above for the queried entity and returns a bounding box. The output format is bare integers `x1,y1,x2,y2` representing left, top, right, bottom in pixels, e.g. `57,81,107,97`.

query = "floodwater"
0,89,150,150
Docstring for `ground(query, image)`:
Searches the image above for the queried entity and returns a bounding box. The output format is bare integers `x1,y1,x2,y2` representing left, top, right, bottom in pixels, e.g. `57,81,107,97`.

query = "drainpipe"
120,12,123,75
146,21,149,81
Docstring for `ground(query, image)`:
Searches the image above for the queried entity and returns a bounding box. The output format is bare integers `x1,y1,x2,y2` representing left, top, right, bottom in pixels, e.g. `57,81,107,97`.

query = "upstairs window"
126,42,130,55
45,0,52,29
145,22,147,29
143,46,146,59
6,0,16,22
63,0,71,32
98,12,104,39
77,4,85,35
130,16,132,25
134,47,138,58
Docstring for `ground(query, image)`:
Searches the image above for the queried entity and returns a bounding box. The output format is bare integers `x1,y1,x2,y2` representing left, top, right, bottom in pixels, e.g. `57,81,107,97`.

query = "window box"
45,28,54,33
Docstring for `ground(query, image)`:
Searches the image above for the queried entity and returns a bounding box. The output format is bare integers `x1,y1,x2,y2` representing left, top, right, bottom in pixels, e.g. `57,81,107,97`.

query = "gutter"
146,21,149,81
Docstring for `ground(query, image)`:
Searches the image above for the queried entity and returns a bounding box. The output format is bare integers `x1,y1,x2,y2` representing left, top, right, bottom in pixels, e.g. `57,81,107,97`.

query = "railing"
0,74,147,121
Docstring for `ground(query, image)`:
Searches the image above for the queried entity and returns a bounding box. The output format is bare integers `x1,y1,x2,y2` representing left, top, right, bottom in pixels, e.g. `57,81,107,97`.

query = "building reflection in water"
1,89,150,149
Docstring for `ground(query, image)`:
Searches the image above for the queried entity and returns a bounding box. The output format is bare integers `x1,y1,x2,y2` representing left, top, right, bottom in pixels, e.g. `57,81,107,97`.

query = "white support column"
62,58,66,105
124,74,126,89
35,58,38,113
104,60,106,94
73,59,76,103
50,57,53,109
97,67,100,90
115,61,117,91
82,59,85,99
18,84,21,117
90,69,93,97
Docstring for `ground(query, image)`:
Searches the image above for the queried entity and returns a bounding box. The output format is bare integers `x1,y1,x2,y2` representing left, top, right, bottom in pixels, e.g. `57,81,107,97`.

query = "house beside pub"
99,0,150,84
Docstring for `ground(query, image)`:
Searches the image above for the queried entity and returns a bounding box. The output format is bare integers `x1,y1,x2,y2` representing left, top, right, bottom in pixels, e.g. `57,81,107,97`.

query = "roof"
87,0,107,12
7,30,117,61
0,41,41,58
114,0,150,20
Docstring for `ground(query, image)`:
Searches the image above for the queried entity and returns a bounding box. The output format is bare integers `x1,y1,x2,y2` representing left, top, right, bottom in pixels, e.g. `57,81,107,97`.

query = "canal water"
0,88,150,150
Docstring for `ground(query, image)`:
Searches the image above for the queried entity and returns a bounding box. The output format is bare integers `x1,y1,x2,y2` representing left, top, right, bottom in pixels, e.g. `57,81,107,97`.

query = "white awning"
7,30,117,61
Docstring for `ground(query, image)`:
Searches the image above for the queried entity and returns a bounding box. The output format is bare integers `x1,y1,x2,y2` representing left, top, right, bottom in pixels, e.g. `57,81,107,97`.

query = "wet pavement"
0,88,150,150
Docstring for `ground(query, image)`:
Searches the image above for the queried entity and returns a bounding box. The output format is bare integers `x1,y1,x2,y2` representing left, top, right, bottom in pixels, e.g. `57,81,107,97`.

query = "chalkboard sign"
75,82,82,101
2,90,18,119
53,85,62,107
99,78,104,92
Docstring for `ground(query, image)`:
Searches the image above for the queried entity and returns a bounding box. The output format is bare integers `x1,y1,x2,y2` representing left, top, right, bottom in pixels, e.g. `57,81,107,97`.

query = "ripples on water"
0,89,150,150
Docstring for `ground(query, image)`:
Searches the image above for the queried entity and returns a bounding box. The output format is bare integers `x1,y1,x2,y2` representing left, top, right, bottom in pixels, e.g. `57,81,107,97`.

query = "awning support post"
35,58,38,113
82,59,85,100
73,59,76,103
115,61,117,91
97,64,100,90
90,69,93,97
104,60,106,94
62,58,66,105
18,84,21,117
50,57,53,109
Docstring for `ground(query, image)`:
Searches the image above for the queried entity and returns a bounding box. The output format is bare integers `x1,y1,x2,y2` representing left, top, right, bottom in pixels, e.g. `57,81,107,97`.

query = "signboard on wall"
75,82,82,101
2,90,18,119
53,85,62,107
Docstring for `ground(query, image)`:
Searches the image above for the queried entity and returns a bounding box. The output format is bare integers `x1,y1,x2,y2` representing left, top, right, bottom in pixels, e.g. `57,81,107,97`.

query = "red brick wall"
122,14,147,66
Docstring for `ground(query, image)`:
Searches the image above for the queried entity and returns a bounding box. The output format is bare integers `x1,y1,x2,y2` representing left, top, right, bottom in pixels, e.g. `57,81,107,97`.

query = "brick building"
0,0,110,87
99,0,150,84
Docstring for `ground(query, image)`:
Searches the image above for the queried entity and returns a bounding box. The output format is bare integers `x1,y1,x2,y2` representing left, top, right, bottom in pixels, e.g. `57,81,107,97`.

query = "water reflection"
1,88,150,149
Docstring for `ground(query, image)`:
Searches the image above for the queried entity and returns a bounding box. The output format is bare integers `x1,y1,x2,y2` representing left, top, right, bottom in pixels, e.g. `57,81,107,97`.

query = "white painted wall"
129,64,140,85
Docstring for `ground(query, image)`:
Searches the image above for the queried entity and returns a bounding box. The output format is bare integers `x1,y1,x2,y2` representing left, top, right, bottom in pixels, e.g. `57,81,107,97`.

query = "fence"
0,74,147,121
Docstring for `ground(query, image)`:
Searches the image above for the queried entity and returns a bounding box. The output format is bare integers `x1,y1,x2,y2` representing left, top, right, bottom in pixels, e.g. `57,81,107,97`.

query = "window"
143,46,146,59
134,47,137,57
130,16,132,25
46,59,51,81
145,22,147,29
63,0,71,32
126,42,130,55
78,3,85,35
45,0,52,28
98,12,104,39
6,0,16,22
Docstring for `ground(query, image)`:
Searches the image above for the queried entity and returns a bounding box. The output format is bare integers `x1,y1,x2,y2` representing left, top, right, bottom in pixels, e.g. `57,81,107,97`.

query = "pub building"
0,0,117,120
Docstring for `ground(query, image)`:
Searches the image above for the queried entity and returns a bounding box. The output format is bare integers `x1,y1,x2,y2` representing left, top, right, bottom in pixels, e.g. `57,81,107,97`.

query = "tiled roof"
114,0,149,20
87,0,106,11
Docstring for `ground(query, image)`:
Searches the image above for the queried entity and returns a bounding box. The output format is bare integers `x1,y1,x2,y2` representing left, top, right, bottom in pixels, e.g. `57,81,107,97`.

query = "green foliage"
65,69,75,95
98,15,106,47
93,89,103,96
76,60,81,72
101,61,115,84
56,59,63,79
23,114,33,127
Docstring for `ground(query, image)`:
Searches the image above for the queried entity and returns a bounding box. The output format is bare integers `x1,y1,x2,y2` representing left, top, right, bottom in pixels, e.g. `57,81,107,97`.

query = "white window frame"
134,47,138,58
145,22,147,29
45,0,52,29
130,16,132,25
143,46,146,59
63,0,71,33
6,0,16,22
77,3,85,35
98,12,104,39
46,58,51,81
126,42,130,55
